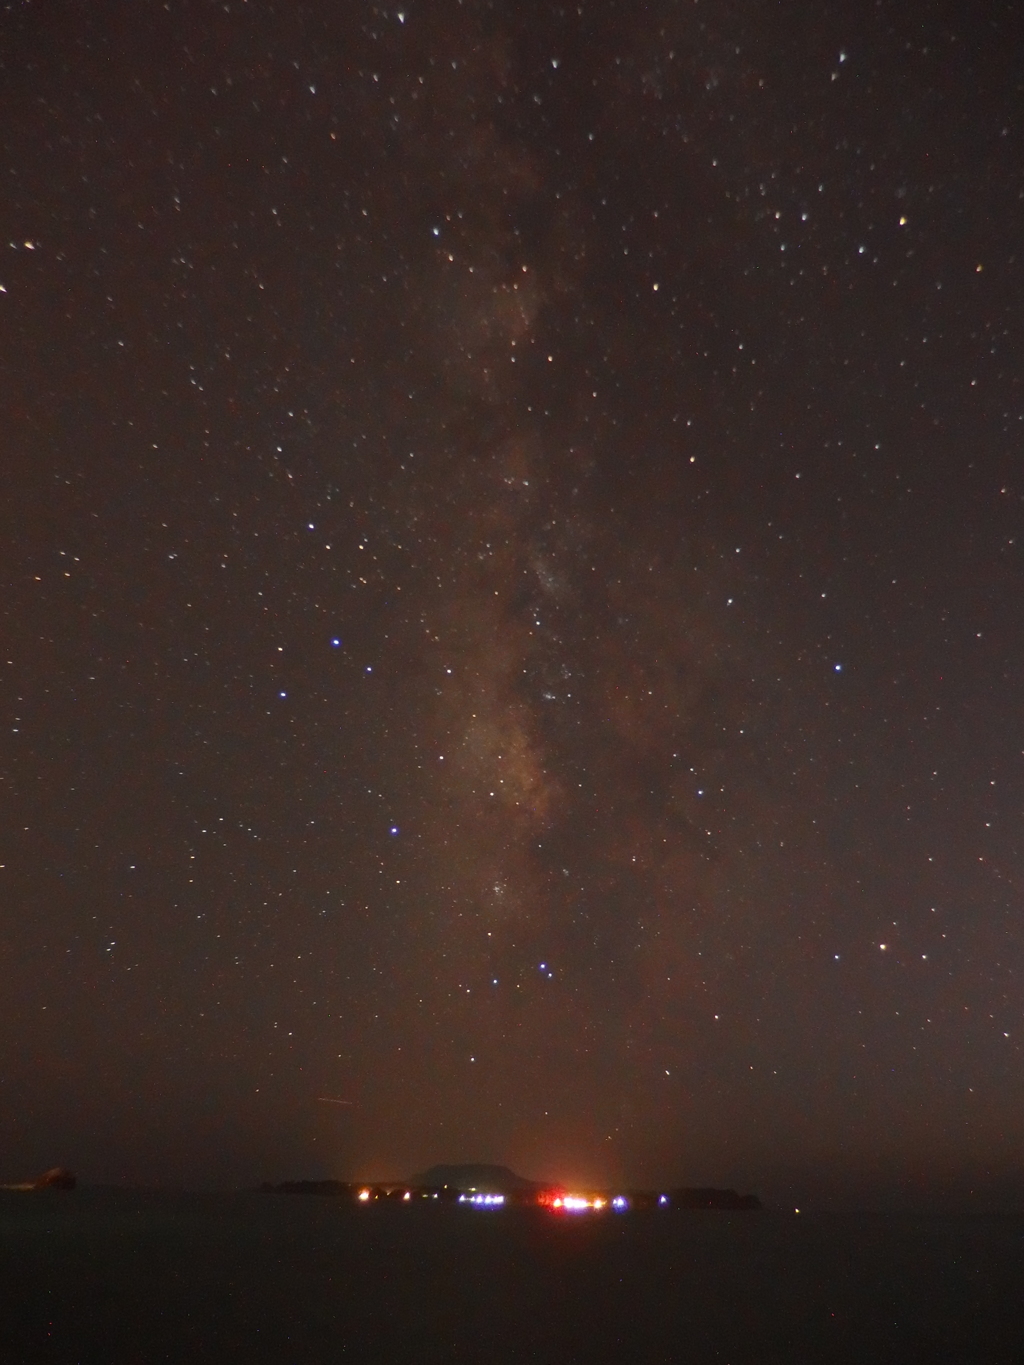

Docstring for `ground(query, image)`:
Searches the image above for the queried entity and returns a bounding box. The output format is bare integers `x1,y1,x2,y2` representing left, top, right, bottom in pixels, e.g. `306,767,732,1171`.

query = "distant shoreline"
259,1179,762,1211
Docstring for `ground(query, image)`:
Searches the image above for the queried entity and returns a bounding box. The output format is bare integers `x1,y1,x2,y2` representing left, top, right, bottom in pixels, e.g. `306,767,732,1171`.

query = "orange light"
357,1189,371,1202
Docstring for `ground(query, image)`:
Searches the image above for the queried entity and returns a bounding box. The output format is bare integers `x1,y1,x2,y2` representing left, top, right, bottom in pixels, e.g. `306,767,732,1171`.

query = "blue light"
331,638,341,647
390,826,399,836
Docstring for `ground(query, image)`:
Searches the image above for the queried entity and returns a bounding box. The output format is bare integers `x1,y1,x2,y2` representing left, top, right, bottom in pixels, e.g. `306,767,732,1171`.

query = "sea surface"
2,1189,1023,1362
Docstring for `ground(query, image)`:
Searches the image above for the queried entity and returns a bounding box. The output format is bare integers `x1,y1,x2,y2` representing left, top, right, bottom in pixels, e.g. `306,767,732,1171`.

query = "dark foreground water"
2,1192,1023,1363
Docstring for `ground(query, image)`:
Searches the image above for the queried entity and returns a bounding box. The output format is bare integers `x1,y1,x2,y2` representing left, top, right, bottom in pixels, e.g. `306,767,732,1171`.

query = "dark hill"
408,1164,543,1193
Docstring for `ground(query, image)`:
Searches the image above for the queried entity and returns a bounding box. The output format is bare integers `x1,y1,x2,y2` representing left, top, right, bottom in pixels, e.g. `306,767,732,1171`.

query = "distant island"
262,1163,760,1210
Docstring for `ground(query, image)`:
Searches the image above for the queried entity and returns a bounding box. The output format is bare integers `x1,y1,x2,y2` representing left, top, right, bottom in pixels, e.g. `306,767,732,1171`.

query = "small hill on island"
408,1164,543,1193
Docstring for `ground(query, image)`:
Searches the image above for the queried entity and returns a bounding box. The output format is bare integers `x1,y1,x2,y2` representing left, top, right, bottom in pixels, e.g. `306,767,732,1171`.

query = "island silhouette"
261,1163,761,1209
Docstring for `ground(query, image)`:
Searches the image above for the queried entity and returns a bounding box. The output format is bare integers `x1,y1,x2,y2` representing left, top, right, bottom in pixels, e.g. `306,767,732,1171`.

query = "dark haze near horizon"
2,0,1023,1208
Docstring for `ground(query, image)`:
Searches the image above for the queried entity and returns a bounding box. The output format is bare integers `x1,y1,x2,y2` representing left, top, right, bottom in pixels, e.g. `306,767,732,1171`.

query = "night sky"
2,0,1023,1203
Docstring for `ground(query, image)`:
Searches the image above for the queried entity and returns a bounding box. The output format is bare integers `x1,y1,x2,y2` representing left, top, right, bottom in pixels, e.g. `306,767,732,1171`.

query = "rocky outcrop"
34,1167,76,1190
0,1168,77,1192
